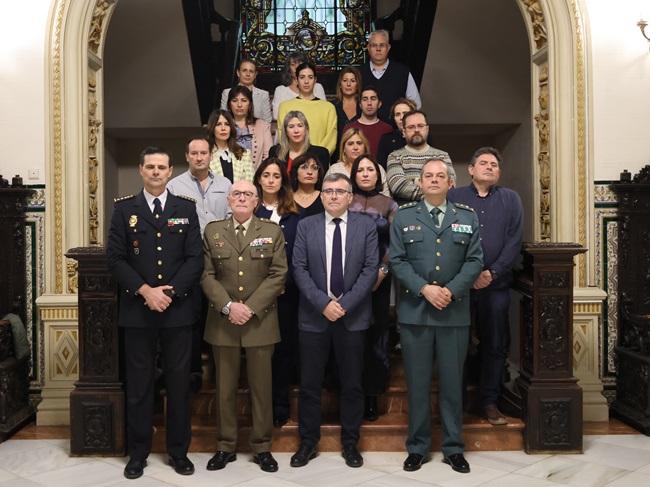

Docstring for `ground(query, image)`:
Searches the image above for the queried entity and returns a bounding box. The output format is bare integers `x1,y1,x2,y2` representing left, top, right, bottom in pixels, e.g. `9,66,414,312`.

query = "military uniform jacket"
201,216,288,347
389,200,483,326
106,191,204,328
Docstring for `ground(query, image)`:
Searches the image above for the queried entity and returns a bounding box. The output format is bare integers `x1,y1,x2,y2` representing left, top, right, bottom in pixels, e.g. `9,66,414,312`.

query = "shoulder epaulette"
453,202,475,212
398,202,418,210
258,217,279,225
113,194,135,203
175,194,196,203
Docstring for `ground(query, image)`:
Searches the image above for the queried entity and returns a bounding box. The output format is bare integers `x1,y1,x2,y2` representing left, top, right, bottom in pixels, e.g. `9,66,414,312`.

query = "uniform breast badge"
129,215,138,228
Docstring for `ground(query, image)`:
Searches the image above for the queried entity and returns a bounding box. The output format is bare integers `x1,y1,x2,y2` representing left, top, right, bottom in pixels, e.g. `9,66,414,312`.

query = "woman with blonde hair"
269,110,330,173
326,127,389,195
206,109,254,182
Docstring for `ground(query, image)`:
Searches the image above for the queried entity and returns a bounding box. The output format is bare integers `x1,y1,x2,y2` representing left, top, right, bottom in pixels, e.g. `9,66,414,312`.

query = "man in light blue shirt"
167,136,231,236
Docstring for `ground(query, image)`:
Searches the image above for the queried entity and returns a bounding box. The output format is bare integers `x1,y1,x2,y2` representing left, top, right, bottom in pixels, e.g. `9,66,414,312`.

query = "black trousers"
272,284,300,420
298,324,365,448
191,295,209,377
124,326,192,460
470,286,511,408
363,276,392,395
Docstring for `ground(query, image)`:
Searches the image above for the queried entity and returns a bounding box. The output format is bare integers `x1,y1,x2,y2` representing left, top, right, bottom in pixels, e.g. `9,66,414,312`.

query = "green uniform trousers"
400,323,469,457
213,344,274,453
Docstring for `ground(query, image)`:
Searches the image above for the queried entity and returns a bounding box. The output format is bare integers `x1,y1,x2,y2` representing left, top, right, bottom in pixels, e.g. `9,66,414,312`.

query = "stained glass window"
241,0,372,72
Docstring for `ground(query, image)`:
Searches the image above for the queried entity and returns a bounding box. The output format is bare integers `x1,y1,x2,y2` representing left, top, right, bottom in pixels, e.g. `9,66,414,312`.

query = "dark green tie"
430,207,442,226
236,224,246,249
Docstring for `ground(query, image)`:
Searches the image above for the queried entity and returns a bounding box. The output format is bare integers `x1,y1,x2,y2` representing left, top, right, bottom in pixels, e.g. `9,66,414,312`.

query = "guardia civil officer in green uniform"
201,180,288,473
389,159,483,474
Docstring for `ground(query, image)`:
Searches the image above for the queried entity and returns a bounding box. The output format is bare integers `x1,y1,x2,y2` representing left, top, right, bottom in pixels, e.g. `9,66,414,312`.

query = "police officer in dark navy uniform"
107,146,203,480
390,159,483,474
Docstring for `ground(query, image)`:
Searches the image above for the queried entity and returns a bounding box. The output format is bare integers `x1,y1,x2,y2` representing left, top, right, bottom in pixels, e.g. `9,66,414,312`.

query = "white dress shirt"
325,210,348,298
143,188,168,213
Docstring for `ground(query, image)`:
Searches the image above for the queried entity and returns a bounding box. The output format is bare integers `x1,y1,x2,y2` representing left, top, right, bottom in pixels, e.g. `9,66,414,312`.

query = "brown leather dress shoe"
485,404,508,425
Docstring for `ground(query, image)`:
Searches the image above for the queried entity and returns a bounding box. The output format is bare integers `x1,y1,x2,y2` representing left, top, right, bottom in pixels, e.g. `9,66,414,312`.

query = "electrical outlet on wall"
28,168,40,180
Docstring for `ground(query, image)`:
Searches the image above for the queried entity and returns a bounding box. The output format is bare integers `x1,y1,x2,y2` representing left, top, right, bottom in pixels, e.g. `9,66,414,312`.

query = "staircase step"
151,413,524,453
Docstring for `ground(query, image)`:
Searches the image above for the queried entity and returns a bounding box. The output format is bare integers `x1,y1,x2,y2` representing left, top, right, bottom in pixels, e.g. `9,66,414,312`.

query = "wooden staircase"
151,352,524,453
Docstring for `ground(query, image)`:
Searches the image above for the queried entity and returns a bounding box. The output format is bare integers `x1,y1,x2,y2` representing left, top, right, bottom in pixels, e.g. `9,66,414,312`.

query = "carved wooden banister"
66,247,124,456
505,242,586,453
610,165,650,434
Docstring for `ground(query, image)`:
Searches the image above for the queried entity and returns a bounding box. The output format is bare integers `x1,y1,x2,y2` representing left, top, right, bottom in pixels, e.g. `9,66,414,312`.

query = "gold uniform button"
260,254,264,258
157,274,163,279
157,232,162,238
436,238,441,244
238,256,243,261
179,229,183,233
238,271,244,276
433,280,438,284
435,265,440,271
157,246,162,251
157,260,163,266
436,252,441,256
238,286,244,291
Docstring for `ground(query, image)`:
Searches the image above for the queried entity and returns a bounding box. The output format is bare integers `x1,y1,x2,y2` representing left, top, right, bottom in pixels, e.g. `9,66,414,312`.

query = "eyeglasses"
404,123,428,131
230,190,257,199
321,188,351,196
369,43,388,49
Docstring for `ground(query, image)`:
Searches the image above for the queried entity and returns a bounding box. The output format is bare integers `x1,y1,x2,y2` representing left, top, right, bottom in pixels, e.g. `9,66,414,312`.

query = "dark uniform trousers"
125,326,192,460
471,286,511,408
400,324,468,457
363,276,392,395
298,323,366,448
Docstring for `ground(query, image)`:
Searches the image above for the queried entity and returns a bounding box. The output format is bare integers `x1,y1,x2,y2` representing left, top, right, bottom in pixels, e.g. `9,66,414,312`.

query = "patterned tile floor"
0,434,649,486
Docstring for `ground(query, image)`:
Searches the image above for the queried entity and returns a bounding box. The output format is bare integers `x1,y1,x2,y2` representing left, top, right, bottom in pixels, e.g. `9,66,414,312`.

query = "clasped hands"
139,284,173,312
323,298,346,322
420,284,453,310
228,302,254,326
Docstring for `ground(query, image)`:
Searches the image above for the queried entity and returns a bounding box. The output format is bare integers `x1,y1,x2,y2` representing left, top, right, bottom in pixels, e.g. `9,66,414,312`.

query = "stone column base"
573,287,609,422
35,294,78,425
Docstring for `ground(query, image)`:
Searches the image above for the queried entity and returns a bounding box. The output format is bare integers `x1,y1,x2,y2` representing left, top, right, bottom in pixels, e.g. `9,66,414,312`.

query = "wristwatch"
379,264,390,275
221,301,232,316
489,269,498,280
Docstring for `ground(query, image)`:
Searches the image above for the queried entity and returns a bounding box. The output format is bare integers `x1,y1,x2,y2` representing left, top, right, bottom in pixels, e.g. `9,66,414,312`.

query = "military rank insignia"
250,237,273,246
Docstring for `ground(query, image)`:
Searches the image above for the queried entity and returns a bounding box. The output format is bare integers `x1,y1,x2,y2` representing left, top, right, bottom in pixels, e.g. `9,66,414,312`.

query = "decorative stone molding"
521,0,548,49
535,63,551,241
35,294,79,425
573,288,609,421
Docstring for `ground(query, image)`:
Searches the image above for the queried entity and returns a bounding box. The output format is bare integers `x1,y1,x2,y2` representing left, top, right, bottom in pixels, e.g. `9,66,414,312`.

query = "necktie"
330,218,344,298
236,224,246,249
153,197,162,224
430,207,442,227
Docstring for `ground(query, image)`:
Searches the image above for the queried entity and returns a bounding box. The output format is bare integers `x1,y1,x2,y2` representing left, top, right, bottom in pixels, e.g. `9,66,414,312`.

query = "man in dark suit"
107,146,203,480
291,173,378,468
389,159,483,474
201,180,288,473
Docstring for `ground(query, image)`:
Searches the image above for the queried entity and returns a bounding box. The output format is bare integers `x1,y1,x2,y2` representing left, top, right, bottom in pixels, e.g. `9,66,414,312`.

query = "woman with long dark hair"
253,158,301,427
272,52,326,121
206,109,254,182
227,85,273,169
289,152,325,218
348,153,398,421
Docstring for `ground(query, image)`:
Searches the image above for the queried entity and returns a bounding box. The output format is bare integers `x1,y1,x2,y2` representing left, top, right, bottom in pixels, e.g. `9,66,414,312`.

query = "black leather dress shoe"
290,444,317,467
253,451,279,472
124,458,146,479
364,396,379,422
403,453,429,472
443,453,470,473
342,444,363,468
168,455,195,475
206,451,236,470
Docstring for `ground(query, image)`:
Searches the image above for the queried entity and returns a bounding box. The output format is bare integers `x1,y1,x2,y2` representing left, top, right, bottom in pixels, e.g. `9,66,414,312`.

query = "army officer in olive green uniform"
389,159,483,474
201,180,288,473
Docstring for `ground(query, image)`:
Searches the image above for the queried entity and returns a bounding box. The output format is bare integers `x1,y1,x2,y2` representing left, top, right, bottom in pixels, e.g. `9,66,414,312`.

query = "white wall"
0,1,50,184
586,0,650,180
